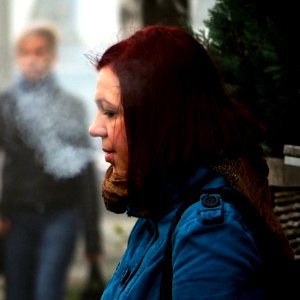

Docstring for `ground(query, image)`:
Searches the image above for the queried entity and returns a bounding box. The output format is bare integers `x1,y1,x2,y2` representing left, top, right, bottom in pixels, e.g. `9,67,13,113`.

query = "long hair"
96,25,267,213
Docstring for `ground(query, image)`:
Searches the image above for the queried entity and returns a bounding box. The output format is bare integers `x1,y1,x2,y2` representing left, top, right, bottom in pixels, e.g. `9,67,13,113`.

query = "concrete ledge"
284,145,300,167
267,157,300,187
284,144,300,158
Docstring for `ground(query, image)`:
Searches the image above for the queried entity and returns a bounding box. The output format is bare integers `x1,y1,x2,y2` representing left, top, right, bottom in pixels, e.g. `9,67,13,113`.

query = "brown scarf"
101,165,129,214
212,155,294,258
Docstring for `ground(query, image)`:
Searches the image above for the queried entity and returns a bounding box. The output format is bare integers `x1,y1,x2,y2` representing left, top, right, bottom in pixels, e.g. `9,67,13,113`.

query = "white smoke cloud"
13,79,94,179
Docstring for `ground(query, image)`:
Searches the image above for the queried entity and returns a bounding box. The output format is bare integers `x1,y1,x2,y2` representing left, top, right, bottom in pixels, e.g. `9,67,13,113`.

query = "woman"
89,25,294,299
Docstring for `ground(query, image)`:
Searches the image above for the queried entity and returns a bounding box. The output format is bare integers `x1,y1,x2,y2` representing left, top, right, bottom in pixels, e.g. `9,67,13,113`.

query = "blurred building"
0,0,12,92
31,0,80,45
120,0,216,37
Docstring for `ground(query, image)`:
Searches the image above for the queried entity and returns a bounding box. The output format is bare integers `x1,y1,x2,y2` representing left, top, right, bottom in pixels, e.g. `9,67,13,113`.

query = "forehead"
16,34,51,51
96,67,120,96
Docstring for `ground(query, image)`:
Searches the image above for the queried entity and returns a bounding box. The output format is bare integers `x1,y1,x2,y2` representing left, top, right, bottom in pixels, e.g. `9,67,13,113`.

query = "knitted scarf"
101,166,128,214
212,155,294,258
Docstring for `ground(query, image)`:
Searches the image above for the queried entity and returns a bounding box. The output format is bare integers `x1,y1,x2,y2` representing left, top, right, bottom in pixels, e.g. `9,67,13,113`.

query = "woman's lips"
104,152,113,163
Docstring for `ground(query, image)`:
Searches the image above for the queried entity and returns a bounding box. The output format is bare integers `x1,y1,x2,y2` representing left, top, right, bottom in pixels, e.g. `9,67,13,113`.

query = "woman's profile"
89,25,295,299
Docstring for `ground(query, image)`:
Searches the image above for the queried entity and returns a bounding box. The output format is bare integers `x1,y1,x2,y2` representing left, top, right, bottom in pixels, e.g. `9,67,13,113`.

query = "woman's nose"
89,113,106,138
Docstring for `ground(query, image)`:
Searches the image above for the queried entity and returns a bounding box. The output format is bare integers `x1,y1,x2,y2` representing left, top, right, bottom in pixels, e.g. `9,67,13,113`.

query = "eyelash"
104,110,116,118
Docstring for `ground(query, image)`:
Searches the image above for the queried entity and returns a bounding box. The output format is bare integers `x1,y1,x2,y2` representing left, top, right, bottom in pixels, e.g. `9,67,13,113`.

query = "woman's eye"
104,110,115,118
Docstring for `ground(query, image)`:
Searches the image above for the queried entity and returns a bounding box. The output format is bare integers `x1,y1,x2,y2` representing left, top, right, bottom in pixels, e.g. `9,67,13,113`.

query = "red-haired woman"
89,25,295,299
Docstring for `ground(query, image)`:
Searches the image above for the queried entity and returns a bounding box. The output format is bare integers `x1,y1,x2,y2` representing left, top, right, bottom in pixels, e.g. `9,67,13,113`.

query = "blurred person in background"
0,21,103,300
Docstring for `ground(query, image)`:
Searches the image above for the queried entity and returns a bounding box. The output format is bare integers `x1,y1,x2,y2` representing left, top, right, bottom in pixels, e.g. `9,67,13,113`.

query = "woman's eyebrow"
95,98,110,105
95,98,117,110
95,98,104,104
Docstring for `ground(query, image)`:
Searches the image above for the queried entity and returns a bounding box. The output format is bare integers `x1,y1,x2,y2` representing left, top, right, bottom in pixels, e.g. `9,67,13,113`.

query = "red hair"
96,25,266,213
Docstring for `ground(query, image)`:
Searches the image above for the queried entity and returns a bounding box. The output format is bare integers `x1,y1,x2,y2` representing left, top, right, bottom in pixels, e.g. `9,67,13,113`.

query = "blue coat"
101,168,263,299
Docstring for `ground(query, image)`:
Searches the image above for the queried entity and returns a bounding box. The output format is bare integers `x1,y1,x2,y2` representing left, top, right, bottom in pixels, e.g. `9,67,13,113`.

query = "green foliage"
196,0,300,157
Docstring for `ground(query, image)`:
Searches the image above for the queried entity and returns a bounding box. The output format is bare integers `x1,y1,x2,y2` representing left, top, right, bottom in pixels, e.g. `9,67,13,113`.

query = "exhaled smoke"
13,79,94,179
40,141,94,179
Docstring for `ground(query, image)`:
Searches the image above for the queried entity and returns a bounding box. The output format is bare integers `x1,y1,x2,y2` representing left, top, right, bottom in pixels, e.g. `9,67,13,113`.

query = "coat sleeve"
78,160,103,255
171,202,263,300
0,93,7,149
66,92,103,255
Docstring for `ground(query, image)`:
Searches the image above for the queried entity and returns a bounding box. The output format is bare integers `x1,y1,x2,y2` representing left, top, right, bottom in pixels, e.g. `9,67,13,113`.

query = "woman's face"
89,66,129,175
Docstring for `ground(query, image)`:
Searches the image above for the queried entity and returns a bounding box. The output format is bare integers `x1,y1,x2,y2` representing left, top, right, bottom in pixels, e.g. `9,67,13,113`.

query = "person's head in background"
15,20,58,83
89,25,267,216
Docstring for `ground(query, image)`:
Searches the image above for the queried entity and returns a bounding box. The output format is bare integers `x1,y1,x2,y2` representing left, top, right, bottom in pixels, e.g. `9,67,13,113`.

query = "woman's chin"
112,167,127,177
